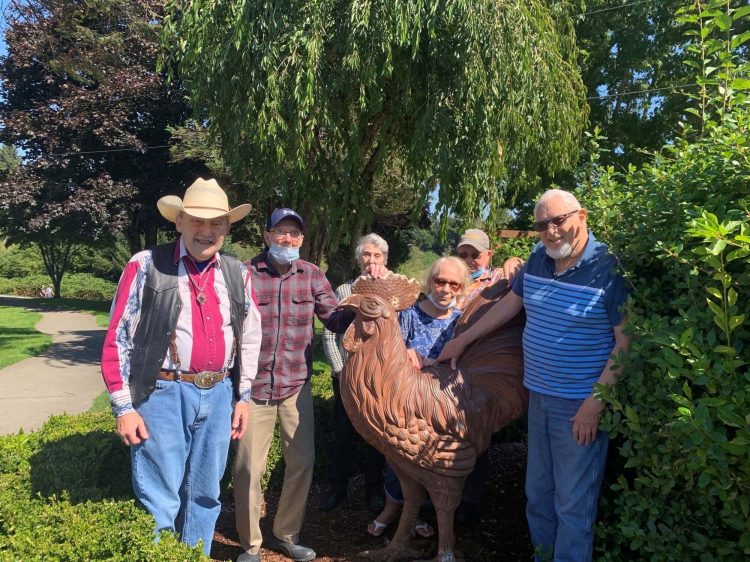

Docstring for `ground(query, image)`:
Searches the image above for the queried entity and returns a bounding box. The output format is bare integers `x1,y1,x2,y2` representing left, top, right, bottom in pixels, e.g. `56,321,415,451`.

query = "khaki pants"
233,382,315,554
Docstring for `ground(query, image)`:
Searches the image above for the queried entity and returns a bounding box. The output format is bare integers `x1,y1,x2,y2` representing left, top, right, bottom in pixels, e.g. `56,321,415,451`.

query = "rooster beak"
340,294,362,310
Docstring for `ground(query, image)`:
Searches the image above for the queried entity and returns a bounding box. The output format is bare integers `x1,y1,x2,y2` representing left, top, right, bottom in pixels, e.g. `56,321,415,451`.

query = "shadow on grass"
0,296,110,313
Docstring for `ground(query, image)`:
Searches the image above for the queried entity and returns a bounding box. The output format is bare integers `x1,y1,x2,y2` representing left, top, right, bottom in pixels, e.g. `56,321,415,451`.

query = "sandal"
413,521,435,538
367,518,389,537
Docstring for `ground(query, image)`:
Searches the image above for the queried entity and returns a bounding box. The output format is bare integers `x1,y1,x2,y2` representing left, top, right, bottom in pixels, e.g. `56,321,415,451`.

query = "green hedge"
0,274,116,301
0,413,206,561
0,338,335,561
578,116,750,559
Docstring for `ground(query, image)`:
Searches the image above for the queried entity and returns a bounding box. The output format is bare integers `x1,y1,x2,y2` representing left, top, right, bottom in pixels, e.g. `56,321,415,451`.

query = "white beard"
545,241,573,260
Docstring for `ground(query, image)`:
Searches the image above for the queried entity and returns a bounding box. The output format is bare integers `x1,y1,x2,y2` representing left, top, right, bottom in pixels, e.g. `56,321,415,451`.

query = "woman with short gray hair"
354,233,389,265
319,233,388,515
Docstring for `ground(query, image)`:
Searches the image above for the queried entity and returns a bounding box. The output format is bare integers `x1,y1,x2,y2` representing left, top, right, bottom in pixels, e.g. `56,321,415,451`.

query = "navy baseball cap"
266,208,304,230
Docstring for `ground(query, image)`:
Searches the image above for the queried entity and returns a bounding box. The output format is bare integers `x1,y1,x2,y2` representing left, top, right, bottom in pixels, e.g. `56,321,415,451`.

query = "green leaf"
728,314,746,332
727,288,737,307
706,287,723,300
706,299,724,318
730,30,750,49
726,247,750,262
715,14,732,31
698,471,711,488
625,405,639,424
677,406,692,418
708,239,727,255
730,78,750,90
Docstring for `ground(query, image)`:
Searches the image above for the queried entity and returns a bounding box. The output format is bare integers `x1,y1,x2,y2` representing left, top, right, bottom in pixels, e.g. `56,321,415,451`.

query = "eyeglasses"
458,249,481,261
533,209,580,232
433,277,462,291
270,229,303,240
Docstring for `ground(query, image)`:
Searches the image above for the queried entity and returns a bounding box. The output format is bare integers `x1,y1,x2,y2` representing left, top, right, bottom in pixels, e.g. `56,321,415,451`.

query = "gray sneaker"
265,535,316,561
236,551,260,562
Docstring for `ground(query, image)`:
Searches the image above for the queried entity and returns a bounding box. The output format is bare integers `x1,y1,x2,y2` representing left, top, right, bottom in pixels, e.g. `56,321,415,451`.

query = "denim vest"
129,241,245,405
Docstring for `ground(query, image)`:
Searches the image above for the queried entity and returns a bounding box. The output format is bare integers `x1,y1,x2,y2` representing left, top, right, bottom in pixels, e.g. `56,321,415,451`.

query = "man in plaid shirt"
233,208,388,562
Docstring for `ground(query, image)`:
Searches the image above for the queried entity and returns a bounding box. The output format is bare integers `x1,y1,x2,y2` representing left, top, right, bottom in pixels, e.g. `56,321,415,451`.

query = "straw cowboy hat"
157,178,252,223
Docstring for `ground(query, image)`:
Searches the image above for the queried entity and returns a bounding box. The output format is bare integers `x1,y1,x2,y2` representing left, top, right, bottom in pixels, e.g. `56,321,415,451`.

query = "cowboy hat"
157,178,252,223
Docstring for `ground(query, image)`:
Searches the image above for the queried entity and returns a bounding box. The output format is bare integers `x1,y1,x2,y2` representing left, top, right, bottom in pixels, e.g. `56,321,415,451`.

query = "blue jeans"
383,461,403,502
132,376,233,555
525,391,608,562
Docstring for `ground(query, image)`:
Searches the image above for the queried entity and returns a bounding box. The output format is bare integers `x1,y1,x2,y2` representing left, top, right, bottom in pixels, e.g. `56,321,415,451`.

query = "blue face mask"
470,267,485,280
269,244,300,264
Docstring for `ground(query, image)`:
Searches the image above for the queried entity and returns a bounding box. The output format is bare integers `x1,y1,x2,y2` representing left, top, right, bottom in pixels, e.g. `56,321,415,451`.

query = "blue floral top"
398,302,462,359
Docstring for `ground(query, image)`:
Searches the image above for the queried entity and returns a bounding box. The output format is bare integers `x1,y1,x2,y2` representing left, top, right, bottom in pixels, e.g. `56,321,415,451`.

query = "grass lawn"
88,391,112,413
0,306,53,369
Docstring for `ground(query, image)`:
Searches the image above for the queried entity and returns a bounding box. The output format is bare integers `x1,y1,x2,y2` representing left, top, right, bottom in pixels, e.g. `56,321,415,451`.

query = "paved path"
0,297,107,435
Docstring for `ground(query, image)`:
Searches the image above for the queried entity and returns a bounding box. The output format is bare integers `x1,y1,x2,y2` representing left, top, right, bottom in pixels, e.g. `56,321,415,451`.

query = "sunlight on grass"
0,306,53,369
396,246,440,281
88,391,113,413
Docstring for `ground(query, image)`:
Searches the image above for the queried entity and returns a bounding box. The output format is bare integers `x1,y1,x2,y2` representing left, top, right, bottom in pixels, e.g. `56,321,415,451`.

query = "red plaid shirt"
248,250,353,400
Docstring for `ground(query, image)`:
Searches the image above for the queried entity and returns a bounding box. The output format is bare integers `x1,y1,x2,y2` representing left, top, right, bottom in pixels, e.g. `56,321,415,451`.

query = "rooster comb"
351,273,421,311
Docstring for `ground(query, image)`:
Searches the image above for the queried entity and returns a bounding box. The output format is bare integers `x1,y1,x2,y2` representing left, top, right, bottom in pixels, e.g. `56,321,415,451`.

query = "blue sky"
0,0,8,57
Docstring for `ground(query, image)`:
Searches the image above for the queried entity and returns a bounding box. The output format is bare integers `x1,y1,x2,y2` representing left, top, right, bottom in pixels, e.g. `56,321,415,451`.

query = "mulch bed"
210,442,532,561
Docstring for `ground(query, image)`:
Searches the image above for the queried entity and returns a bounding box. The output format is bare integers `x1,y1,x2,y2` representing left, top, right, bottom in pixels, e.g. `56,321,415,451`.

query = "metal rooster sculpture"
339,273,527,562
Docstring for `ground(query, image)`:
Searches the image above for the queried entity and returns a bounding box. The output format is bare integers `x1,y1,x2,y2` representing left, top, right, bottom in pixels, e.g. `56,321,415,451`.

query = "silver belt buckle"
193,371,220,389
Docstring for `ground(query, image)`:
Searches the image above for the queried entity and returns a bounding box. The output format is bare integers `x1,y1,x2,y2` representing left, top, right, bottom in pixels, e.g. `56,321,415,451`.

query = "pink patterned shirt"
101,239,262,417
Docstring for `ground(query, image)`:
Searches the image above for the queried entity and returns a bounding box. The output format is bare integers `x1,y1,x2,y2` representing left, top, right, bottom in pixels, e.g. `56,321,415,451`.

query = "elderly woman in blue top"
440,189,630,562
367,256,471,539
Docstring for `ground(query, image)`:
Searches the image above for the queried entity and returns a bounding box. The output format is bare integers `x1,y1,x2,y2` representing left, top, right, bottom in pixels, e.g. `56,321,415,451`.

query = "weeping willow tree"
162,0,587,261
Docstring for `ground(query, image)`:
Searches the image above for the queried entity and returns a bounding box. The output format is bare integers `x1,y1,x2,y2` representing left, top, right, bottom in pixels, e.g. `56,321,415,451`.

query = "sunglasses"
433,277,462,291
458,249,481,261
533,209,580,232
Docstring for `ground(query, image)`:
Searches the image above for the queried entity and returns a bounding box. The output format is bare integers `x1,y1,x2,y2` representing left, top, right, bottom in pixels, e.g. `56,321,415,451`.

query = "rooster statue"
339,273,527,562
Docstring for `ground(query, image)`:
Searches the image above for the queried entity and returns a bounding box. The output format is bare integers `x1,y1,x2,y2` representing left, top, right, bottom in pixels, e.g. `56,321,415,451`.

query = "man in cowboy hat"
101,177,262,556
233,209,389,562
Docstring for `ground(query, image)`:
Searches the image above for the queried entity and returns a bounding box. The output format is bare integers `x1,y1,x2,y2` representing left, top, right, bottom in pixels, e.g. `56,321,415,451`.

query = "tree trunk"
37,239,74,299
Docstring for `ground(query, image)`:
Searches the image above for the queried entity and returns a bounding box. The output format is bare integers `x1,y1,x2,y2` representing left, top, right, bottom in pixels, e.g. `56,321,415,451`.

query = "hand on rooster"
405,348,435,369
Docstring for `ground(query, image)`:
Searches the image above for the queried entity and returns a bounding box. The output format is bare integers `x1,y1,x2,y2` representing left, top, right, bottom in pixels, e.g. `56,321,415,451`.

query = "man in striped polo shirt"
439,189,629,562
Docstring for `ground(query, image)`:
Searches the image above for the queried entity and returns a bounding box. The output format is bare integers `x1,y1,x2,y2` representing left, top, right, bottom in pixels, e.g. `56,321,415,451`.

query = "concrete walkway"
0,297,107,435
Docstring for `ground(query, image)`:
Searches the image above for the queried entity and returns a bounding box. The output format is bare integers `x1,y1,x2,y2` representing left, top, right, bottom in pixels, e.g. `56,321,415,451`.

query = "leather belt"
158,370,228,389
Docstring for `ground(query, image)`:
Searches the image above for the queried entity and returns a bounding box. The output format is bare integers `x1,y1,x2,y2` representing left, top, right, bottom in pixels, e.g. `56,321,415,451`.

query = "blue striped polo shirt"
511,233,626,399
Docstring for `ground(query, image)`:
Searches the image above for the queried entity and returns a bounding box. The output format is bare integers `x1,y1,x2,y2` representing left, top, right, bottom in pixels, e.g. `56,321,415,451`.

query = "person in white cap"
101,177,262,556
456,228,524,310
452,227,525,524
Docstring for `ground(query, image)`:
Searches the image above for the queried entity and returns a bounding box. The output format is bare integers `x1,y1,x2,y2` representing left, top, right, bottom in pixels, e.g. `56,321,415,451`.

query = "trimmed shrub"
0,369,337,560
0,275,54,297
0,245,46,278
61,274,117,300
0,413,207,561
0,273,115,300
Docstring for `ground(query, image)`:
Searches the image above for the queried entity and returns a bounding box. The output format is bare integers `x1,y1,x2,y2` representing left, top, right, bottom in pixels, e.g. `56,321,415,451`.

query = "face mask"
269,244,300,264
427,292,457,310
470,267,485,280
